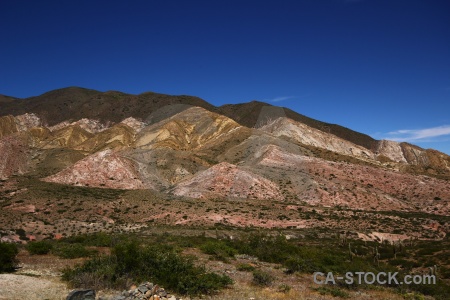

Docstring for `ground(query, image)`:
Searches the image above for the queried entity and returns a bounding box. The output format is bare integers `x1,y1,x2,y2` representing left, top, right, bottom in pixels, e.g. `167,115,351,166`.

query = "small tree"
0,242,19,272
26,240,53,255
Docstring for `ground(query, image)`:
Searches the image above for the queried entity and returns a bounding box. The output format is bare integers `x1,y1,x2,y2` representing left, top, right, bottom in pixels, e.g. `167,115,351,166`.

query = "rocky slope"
0,133,30,180
0,88,449,216
0,87,377,149
260,117,375,161
43,150,145,189
172,162,283,200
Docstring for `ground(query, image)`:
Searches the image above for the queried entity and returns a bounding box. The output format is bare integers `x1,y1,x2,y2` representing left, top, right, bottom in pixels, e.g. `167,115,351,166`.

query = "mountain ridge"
0,87,377,150
0,98,449,244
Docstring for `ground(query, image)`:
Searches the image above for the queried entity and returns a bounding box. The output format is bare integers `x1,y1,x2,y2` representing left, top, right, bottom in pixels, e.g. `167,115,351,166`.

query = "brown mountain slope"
1,88,449,181
172,162,283,200
40,125,93,149
0,116,18,138
134,107,245,151
0,87,376,150
254,144,450,214
0,133,30,179
0,87,215,126
259,117,374,161
74,123,136,153
0,105,448,225
43,149,145,189
0,95,17,103
217,100,377,150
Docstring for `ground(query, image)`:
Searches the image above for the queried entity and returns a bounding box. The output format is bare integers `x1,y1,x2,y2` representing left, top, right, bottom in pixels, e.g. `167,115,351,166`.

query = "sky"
1,0,449,154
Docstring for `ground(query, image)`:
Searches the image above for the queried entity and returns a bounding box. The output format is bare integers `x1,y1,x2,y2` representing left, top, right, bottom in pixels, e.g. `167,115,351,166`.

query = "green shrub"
313,286,350,298
200,240,237,262
230,233,298,264
54,243,96,259
252,270,273,286
0,242,18,272
61,232,114,247
62,242,232,296
26,240,53,255
236,263,256,272
278,284,291,293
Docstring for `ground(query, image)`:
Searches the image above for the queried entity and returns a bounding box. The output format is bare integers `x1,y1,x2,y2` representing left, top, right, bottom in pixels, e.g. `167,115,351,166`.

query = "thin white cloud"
266,96,295,103
264,94,312,103
382,125,450,142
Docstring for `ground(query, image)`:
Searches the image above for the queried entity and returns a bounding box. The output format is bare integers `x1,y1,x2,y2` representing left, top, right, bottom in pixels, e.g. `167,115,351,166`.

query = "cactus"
339,233,347,247
373,246,380,266
429,265,438,277
392,240,397,259
348,242,353,261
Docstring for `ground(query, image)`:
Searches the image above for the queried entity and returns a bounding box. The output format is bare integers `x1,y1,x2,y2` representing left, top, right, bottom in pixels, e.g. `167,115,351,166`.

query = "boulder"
66,289,96,300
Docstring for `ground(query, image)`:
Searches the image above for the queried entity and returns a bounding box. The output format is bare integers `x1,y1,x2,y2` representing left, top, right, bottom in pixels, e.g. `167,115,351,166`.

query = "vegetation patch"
0,242,18,272
62,240,232,296
252,269,274,286
26,240,53,255
313,286,350,298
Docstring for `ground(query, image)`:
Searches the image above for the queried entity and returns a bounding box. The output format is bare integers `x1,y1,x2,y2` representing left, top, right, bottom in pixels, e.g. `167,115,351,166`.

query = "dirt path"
0,274,69,300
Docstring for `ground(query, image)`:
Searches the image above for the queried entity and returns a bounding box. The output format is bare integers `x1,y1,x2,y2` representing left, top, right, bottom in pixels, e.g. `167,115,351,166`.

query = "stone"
158,288,167,297
66,289,96,300
146,282,154,290
121,290,130,296
138,285,149,294
151,285,159,295
144,290,153,298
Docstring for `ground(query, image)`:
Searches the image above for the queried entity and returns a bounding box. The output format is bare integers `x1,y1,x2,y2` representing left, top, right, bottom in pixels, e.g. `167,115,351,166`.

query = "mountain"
0,87,215,126
0,87,375,149
0,87,449,242
0,95,17,103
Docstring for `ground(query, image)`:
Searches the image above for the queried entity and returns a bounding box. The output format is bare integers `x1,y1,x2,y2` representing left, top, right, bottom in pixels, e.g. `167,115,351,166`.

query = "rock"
121,290,130,297
151,285,159,295
104,282,177,300
172,162,283,200
129,284,137,291
138,284,149,294
158,288,167,297
66,289,96,300
144,290,152,298
43,150,145,189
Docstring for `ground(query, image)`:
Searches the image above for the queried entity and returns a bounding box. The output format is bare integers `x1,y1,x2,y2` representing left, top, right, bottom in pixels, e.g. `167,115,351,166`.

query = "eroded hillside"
0,92,449,245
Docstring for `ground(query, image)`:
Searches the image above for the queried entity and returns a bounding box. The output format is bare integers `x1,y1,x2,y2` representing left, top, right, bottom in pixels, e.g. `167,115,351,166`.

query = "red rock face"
0,115,18,138
0,103,449,219
14,113,41,131
8,204,36,213
173,162,283,200
260,117,374,161
0,134,29,179
43,150,145,189
0,114,41,139
256,144,450,214
49,118,107,133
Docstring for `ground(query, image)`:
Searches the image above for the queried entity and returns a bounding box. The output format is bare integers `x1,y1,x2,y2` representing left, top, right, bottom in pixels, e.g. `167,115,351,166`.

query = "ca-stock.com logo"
313,271,436,286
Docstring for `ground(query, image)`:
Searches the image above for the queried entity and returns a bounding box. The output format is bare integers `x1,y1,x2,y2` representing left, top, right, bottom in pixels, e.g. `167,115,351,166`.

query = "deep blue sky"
1,0,449,154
